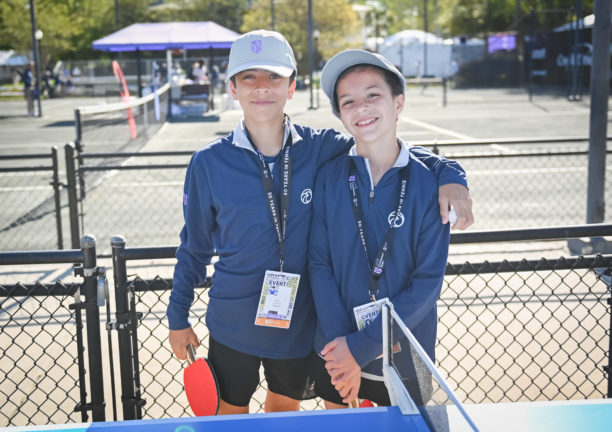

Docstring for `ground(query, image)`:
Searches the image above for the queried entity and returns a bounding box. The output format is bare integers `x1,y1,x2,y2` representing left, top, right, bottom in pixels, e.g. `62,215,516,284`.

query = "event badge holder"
255,270,300,329
245,123,299,329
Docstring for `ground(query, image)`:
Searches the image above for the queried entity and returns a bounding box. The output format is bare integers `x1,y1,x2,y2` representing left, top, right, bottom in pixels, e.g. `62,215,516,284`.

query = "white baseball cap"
226,29,297,81
321,49,405,118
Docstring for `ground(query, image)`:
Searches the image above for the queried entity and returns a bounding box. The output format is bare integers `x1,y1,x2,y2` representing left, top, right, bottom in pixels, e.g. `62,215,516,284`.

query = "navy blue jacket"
168,120,464,359
309,141,450,377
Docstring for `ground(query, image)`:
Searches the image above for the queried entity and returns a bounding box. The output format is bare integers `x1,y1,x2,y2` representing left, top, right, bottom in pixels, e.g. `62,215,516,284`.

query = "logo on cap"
251,40,263,54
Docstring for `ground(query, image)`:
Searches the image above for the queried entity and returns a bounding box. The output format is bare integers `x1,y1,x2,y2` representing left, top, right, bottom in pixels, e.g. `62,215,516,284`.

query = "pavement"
0,85,608,279
1,87,609,424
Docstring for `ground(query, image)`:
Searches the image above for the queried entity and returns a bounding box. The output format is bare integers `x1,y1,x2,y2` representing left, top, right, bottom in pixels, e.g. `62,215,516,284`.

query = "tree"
242,0,361,73
147,0,248,31
0,0,98,66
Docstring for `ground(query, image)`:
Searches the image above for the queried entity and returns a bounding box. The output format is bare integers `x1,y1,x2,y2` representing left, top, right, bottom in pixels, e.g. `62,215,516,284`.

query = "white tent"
378,30,452,77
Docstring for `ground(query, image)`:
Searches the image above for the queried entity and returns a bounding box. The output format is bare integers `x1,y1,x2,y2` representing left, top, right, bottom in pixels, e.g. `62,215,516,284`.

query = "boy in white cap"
167,30,472,414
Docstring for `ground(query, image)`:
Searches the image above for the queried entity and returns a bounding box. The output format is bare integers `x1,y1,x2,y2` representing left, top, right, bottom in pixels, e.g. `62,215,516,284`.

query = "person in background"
22,62,35,116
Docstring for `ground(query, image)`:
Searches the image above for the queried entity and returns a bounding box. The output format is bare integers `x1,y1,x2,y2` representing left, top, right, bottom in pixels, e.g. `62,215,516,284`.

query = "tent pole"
166,49,173,117
209,47,214,110
136,49,142,97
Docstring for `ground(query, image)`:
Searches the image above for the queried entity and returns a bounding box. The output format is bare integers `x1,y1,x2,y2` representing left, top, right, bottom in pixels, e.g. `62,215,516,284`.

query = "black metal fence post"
606,267,612,398
81,235,106,421
111,235,138,420
65,143,81,249
51,147,63,249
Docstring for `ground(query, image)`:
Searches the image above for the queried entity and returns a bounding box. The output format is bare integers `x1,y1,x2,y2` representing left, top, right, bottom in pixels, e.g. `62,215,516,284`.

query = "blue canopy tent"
92,21,240,51
92,21,240,99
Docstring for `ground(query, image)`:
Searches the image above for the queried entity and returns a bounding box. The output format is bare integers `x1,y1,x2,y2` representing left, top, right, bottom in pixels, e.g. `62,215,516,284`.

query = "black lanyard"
348,158,409,300
245,126,293,272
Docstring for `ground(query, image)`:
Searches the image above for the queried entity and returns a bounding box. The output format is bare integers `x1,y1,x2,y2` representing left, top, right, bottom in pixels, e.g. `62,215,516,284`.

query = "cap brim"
321,50,405,117
226,62,294,82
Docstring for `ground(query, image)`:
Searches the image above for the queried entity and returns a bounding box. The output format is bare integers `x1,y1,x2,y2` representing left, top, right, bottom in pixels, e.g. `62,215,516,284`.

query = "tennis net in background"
74,83,170,154
381,301,479,432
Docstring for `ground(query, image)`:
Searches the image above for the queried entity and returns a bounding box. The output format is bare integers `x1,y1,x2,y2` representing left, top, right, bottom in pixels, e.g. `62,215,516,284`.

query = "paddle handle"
186,343,197,365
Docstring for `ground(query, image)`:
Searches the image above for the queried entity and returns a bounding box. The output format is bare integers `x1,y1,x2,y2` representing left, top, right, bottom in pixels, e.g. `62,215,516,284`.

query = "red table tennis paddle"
184,343,219,416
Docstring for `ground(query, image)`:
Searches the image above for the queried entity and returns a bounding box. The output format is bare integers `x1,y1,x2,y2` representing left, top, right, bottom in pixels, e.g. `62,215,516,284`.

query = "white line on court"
0,172,55,177
467,166,612,176
0,143,69,150
399,116,474,140
0,186,50,192
489,144,516,153
106,181,183,187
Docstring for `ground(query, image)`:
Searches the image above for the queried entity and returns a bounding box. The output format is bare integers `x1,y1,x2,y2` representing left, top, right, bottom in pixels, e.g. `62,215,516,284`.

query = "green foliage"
0,0,101,64
353,0,594,38
0,0,595,66
242,0,361,74
147,0,247,31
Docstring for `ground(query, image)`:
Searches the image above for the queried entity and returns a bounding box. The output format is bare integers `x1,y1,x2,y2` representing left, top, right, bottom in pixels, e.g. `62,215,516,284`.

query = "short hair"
230,70,297,87
333,64,403,113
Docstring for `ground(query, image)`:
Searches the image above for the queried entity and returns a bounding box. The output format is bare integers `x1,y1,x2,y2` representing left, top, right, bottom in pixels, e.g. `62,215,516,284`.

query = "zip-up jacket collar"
348,138,411,190
232,115,303,153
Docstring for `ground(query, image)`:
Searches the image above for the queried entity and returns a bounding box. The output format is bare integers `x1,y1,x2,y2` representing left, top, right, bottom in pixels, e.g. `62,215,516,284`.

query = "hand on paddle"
321,336,361,405
169,326,200,360
439,184,473,230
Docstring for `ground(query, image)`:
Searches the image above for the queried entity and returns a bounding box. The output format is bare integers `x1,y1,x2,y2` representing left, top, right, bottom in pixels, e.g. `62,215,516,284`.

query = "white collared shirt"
349,138,411,190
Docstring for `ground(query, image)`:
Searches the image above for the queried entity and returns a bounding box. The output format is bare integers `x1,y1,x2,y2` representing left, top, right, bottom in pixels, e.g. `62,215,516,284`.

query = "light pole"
114,0,120,29
270,0,275,30
29,0,43,117
423,0,428,76
308,0,316,109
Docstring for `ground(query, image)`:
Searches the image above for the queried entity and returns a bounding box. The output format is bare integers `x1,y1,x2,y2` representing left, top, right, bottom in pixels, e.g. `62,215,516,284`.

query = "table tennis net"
381,301,480,432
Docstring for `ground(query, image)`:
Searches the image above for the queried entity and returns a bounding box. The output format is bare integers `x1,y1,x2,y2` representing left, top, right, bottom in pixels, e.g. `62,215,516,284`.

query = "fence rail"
0,148,64,251
1,135,610,252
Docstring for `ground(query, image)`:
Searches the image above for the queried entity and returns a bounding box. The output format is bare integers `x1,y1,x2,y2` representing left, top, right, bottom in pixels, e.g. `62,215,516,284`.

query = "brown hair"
333,64,403,113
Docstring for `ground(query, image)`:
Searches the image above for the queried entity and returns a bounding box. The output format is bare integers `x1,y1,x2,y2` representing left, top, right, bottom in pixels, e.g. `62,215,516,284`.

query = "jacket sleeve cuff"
439,171,468,189
166,303,191,330
346,331,381,368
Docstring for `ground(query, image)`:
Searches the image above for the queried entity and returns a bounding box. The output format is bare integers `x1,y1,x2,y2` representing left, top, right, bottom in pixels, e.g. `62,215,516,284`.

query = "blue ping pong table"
2,399,611,432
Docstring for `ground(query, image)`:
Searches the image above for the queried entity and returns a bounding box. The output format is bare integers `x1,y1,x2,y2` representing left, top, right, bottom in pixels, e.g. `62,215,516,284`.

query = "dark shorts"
207,336,315,407
311,352,391,406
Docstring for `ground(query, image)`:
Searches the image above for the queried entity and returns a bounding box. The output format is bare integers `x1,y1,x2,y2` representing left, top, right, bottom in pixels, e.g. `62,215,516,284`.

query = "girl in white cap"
309,49,452,407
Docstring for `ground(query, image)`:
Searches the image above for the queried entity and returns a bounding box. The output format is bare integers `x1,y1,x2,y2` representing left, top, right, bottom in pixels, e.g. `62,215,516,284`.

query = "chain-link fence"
0,281,82,426
0,149,64,251
62,138,611,255
108,226,612,421
0,244,106,428
1,226,611,427
1,135,609,254
449,147,612,229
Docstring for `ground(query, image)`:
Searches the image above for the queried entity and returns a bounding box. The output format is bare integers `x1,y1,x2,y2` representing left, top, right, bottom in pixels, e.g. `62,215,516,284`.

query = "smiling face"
335,66,404,148
230,69,296,125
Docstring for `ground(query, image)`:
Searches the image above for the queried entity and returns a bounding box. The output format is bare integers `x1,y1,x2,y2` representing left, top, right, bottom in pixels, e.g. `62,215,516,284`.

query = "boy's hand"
169,327,200,360
321,337,362,404
439,184,474,230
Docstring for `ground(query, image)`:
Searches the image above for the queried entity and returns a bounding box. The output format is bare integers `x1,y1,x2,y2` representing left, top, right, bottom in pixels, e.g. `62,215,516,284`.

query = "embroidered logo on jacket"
300,189,312,204
388,211,405,228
